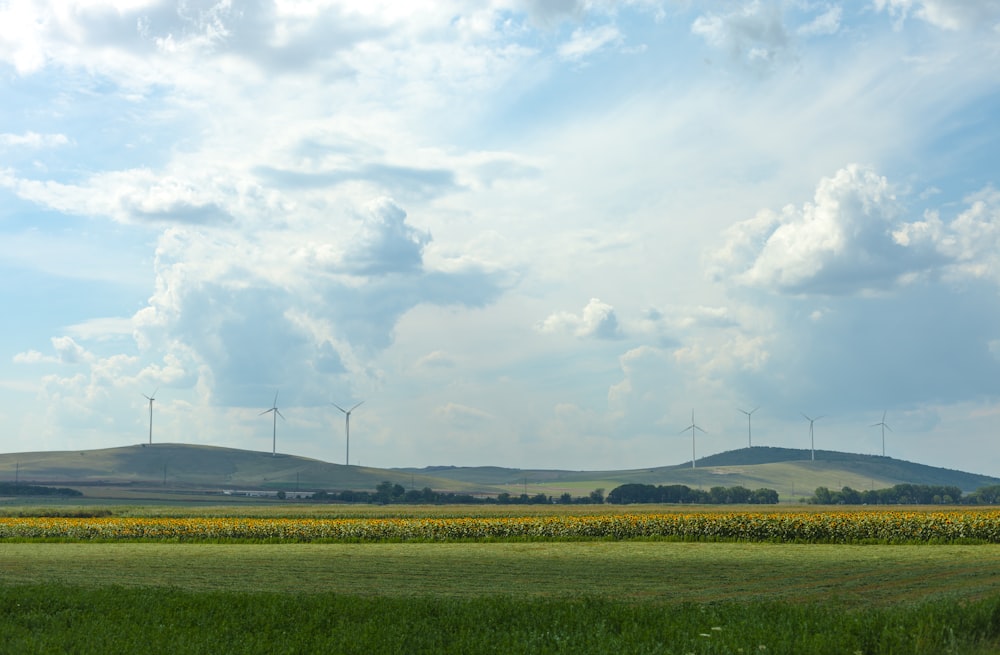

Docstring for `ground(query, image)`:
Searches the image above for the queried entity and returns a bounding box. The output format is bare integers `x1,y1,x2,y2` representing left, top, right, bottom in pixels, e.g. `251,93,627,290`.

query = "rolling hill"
397,447,1000,500
0,444,998,502
0,444,493,499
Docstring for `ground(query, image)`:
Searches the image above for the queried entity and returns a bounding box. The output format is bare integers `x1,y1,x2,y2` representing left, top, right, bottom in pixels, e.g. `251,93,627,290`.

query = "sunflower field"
3,510,1000,543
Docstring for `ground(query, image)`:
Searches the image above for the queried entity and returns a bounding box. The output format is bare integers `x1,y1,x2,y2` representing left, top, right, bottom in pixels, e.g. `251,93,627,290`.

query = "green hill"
0,444,997,503
0,444,492,498
398,447,1000,500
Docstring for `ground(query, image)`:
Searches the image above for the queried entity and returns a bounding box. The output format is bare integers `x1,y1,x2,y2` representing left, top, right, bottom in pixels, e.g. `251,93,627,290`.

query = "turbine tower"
870,410,892,457
142,389,157,445
678,410,706,469
259,391,284,456
738,406,758,448
333,401,364,466
802,413,825,461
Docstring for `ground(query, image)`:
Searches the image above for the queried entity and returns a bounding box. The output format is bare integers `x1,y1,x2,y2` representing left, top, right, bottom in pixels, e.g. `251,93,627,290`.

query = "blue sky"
2,0,1000,475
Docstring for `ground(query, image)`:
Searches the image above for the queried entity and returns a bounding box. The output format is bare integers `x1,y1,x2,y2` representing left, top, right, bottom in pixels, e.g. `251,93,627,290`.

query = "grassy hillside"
400,447,1000,500
0,444,492,498
1,444,998,502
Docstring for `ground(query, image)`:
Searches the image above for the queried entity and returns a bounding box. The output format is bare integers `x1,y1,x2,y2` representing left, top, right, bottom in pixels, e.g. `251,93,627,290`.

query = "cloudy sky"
2,0,1000,476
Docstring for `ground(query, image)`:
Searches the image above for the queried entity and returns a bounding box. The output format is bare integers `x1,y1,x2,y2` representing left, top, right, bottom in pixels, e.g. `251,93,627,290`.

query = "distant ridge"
1,444,998,501
688,447,1000,491
400,447,1000,497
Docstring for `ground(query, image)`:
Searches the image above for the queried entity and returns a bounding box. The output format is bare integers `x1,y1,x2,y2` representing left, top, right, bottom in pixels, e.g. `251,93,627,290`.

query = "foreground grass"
3,584,999,655
4,541,1000,605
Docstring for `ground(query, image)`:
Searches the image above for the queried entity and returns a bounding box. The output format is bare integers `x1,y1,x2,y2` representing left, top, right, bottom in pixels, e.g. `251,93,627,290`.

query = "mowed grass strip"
4,541,1000,606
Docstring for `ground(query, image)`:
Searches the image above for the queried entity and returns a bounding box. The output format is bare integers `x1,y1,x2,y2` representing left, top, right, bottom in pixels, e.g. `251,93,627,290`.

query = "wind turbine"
259,391,284,456
738,407,758,448
142,389,157,445
802,413,825,461
871,410,892,457
332,401,364,466
678,410,706,469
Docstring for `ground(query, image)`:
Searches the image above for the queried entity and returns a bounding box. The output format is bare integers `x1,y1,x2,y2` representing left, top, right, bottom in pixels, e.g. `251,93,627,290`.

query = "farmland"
5,508,1000,542
4,505,1000,653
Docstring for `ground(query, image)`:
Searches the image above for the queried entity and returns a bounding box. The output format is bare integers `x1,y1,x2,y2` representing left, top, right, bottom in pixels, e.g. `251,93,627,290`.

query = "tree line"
0,482,82,497
809,483,1000,505
304,482,607,505
605,483,779,505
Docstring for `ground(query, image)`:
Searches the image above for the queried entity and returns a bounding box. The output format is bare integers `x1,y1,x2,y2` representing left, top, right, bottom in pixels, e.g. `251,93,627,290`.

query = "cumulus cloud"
539,298,622,339
708,164,922,295
342,198,431,275
127,196,506,407
893,186,1000,283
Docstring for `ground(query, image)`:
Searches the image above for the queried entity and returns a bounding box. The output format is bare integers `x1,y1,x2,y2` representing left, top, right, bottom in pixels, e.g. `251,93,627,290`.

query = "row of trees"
606,483,779,505
305,482,607,505
0,482,82,497
302,482,784,505
810,484,1000,505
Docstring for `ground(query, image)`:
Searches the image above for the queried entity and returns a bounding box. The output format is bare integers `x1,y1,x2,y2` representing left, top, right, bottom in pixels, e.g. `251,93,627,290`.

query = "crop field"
4,508,1000,542
4,505,1000,653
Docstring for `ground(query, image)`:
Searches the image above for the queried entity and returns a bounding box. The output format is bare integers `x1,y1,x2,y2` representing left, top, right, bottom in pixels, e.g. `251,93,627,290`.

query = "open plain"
4,503,1000,653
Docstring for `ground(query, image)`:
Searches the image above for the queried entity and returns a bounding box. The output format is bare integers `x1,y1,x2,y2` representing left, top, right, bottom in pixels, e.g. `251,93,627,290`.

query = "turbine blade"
801,413,811,421
350,401,365,412
885,423,893,431
259,408,274,416
276,409,285,420
273,391,279,407
331,402,347,413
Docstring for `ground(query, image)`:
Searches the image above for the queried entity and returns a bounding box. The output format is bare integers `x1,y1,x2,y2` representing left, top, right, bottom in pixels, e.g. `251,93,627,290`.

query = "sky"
1,0,1000,476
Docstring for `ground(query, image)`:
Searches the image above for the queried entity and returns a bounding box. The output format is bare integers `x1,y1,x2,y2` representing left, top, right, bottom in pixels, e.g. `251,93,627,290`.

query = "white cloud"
557,24,622,60
13,350,56,365
0,168,235,225
343,198,432,275
691,1,790,66
51,336,91,365
893,186,1000,283
539,298,622,339
433,402,495,426
708,164,918,294
65,317,136,342
0,132,70,148
414,350,457,370
874,0,1000,30
797,6,842,36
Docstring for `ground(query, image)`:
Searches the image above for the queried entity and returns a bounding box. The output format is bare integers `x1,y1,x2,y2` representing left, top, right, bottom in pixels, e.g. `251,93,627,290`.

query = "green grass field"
3,541,1000,604
5,506,1000,653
